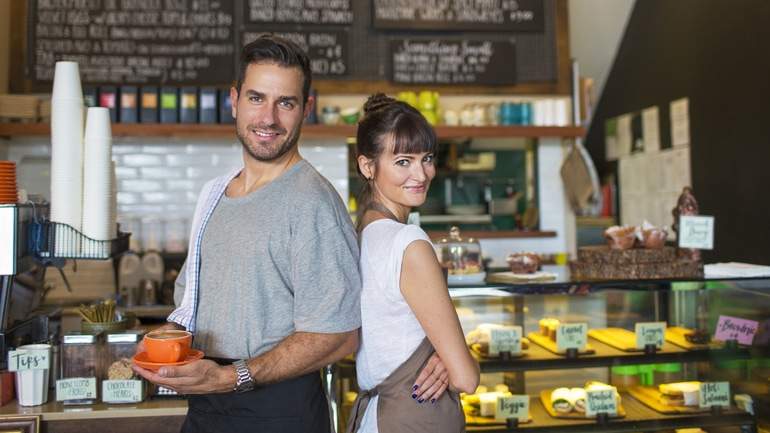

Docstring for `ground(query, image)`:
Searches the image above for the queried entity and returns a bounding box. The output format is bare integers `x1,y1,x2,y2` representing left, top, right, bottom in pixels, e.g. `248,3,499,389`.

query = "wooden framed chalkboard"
13,0,571,95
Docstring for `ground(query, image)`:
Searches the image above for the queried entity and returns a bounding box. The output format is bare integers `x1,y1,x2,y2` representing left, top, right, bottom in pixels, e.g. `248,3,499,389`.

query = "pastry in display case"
434,226,486,285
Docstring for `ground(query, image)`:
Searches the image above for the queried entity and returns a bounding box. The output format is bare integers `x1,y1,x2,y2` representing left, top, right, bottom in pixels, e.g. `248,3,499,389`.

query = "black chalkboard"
243,29,349,77
28,0,236,85
373,0,544,32
391,38,517,85
243,0,354,25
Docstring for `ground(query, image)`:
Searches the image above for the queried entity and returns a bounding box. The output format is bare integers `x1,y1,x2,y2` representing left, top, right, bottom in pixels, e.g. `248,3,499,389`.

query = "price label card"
585,389,618,417
489,326,522,356
678,215,714,249
495,395,529,421
556,323,587,352
699,382,730,408
56,378,97,401
7,350,50,371
635,322,666,349
103,380,143,403
715,315,758,345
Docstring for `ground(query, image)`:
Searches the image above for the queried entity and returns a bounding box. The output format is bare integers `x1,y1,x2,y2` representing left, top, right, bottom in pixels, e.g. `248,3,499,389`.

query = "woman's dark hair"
236,34,312,105
355,93,438,227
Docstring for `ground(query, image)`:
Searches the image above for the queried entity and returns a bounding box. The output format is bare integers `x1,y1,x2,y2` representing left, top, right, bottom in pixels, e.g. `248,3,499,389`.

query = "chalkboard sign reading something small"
391,38,516,85
244,0,353,25
374,0,544,32
29,0,235,84
243,30,349,77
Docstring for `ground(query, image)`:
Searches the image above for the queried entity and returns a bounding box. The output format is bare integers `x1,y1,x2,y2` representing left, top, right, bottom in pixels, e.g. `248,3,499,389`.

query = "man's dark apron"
346,338,465,433
182,360,331,433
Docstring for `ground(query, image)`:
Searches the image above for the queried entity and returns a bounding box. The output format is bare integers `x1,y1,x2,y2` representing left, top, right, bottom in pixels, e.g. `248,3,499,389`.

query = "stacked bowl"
0,161,18,204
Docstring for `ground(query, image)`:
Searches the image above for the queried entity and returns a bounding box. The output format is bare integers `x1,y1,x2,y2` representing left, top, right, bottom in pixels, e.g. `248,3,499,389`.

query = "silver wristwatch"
232,359,255,393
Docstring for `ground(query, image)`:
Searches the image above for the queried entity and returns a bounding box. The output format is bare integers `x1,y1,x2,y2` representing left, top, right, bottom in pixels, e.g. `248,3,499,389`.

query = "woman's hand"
412,352,450,404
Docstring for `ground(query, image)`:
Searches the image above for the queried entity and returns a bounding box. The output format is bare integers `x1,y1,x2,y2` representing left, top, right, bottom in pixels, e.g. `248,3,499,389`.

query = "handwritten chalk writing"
373,0,543,31
8,350,50,371
243,29,348,77
244,0,353,25
699,382,730,408
556,323,588,352
715,316,758,345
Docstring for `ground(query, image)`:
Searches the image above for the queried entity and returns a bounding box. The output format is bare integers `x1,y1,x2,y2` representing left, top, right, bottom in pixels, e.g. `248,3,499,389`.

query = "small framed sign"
489,326,522,356
556,323,588,352
103,380,144,404
678,215,714,249
585,389,618,416
635,322,666,349
56,378,97,401
7,350,50,372
714,315,758,345
495,395,529,421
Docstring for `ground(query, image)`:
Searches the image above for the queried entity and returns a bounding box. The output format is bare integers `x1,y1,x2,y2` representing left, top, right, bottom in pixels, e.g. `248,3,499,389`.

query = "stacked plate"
0,161,18,204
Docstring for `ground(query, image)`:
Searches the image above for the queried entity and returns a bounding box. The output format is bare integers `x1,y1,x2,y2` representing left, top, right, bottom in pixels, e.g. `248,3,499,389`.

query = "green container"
654,363,683,384
638,364,655,386
611,365,640,390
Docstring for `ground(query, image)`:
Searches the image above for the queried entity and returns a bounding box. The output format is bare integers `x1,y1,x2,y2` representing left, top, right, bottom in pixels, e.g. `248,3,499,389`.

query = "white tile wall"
5,136,350,252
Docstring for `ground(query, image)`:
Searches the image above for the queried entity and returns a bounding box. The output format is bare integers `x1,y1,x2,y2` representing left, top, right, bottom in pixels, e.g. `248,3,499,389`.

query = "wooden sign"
556,323,588,352
243,29,348,77
8,349,50,371
495,395,529,421
390,38,517,85
699,382,730,408
635,322,666,349
585,389,618,416
373,0,544,32
28,0,235,84
56,378,97,401
489,326,522,356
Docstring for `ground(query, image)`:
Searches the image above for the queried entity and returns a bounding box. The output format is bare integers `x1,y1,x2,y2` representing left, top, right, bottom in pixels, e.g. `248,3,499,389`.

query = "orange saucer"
132,349,205,371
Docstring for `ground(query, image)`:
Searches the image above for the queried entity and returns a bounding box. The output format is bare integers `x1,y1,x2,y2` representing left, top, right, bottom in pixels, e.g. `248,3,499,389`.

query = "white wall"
569,0,635,120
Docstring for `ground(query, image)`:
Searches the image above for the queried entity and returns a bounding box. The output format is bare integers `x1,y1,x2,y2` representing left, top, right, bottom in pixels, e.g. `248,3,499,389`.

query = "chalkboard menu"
373,0,544,32
244,0,354,25
29,0,235,84
391,38,517,85
243,29,349,76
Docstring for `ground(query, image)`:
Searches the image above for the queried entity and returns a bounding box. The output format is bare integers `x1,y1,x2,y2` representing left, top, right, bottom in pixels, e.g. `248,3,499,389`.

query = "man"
133,35,361,433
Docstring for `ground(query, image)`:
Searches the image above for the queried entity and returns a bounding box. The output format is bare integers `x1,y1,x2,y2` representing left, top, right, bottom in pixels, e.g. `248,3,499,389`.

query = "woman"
347,94,479,433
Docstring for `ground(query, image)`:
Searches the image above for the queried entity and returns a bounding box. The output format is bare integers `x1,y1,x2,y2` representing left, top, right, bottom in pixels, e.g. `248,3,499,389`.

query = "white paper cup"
52,62,83,101
84,107,112,140
15,344,51,406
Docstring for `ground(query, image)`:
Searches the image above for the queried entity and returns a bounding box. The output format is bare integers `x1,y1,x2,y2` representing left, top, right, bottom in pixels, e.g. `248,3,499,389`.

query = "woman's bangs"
390,114,438,156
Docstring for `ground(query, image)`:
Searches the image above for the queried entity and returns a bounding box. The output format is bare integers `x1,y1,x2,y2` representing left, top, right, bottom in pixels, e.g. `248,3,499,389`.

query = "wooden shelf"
0,123,585,139
427,230,557,240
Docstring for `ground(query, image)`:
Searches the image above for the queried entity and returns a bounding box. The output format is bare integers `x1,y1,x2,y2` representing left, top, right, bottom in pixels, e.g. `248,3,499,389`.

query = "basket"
30,221,130,260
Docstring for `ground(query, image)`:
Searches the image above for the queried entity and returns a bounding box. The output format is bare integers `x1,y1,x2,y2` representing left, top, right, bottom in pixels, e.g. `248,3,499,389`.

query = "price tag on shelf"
103,380,143,403
556,323,587,352
714,315,758,345
635,322,666,349
495,395,529,421
678,215,715,249
585,389,618,417
7,350,50,371
699,382,730,408
56,378,97,401
489,326,522,356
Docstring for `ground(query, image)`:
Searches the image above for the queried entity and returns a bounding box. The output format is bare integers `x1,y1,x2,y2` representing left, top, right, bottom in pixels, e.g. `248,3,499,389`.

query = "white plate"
447,272,487,286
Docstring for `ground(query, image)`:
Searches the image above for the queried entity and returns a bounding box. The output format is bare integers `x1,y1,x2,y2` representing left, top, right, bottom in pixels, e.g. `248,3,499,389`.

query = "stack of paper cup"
50,61,85,256
82,107,114,257
14,344,51,406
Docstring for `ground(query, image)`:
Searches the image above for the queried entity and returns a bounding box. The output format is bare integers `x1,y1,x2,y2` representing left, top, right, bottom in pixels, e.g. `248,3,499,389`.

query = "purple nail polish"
430,398,436,404
412,384,419,391
411,393,417,399
418,398,425,403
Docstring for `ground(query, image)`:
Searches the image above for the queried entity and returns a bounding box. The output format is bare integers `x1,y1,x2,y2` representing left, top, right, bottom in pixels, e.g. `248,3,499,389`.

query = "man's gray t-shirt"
174,160,361,359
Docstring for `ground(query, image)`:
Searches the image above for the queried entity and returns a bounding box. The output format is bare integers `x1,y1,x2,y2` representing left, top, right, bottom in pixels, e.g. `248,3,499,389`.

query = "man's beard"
236,121,302,162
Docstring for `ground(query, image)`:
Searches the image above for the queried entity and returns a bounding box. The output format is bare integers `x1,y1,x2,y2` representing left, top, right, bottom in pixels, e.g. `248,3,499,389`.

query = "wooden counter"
0,398,187,433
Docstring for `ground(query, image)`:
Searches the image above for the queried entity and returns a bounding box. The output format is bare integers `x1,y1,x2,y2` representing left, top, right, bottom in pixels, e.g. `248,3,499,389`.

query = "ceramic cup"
143,330,192,363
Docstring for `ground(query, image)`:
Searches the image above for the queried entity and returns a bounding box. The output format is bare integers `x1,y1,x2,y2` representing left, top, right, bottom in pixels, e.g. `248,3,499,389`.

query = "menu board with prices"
243,0,353,25
373,0,544,32
29,0,236,84
390,38,517,85
243,29,349,77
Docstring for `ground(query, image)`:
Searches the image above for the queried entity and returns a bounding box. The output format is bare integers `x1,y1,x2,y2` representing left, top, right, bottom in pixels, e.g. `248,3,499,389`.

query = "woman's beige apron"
346,338,465,433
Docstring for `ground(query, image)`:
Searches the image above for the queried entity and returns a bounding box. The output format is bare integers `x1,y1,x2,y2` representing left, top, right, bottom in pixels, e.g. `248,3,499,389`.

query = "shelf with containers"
332,273,768,433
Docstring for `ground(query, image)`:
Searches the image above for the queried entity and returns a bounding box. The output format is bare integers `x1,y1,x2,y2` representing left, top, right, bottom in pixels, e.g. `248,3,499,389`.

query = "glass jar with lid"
60,332,104,404
103,331,145,404
434,226,486,285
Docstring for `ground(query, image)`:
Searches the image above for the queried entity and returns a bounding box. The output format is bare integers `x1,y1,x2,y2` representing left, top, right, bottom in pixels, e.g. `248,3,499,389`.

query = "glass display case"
334,269,769,433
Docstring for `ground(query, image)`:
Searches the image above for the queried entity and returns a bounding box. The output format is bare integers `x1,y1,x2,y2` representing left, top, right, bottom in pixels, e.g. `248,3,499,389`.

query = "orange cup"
143,330,192,363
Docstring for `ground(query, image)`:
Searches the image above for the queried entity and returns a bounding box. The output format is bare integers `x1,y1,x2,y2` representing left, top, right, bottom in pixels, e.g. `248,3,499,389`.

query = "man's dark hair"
236,34,312,104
